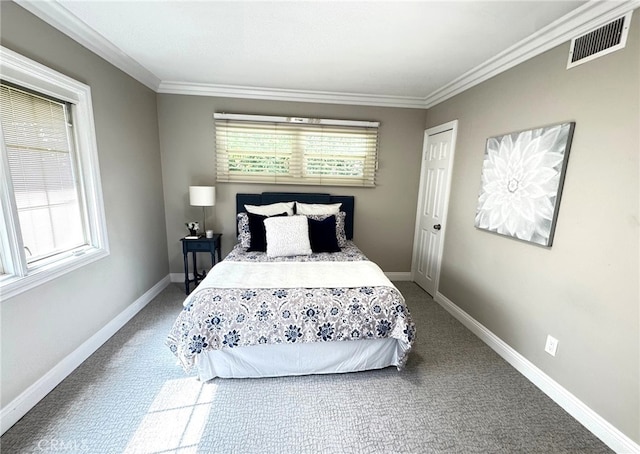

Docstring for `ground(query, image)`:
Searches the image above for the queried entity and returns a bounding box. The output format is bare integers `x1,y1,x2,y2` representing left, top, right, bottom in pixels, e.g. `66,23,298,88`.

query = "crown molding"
15,0,640,109
157,81,427,109
14,0,161,91
424,0,640,108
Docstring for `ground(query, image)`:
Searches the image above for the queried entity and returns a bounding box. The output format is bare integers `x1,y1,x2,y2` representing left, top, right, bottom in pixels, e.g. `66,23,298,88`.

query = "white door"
412,121,457,296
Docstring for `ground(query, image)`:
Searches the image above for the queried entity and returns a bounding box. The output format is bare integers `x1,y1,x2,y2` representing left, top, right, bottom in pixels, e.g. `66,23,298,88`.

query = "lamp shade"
189,186,215,206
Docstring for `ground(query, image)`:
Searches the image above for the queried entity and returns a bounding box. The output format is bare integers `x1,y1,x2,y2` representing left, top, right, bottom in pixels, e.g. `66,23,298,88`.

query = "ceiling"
16,1,638,108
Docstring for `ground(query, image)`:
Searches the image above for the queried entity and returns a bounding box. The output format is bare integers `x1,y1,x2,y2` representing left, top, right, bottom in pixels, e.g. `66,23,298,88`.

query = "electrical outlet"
545,335,558,356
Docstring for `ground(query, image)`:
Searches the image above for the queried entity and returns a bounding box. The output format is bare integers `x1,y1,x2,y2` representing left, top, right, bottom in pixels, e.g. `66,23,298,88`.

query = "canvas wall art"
474,122,575,247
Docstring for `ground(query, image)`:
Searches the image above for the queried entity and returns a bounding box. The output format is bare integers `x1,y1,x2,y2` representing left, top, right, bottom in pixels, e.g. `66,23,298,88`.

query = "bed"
167,192,415,380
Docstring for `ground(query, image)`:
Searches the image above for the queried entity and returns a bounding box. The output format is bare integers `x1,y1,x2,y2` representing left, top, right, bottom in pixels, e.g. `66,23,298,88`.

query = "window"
0,47,108,299
214,113,379,187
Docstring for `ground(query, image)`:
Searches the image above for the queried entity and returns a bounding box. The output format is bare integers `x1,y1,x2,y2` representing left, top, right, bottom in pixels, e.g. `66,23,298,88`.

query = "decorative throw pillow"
264,215,312,257
307,215,340,253
306,211,347,247
246,212,288,252
245,201,295,216
237,212,251,247
295,202,342,215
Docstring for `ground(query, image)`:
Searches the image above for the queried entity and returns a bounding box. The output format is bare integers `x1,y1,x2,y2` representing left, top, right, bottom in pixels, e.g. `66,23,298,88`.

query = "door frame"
411,119,458,295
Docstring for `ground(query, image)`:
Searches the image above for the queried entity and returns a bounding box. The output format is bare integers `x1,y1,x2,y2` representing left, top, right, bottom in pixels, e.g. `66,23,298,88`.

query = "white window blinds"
214,113,379,187
1,83,86,264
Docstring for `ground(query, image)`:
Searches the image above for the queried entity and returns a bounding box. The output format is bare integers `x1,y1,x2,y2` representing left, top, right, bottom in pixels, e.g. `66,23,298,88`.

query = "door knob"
433,224,441,230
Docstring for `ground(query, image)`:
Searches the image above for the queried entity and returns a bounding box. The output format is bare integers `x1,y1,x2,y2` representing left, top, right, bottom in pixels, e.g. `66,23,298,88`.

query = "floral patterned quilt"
166,243,415,374
224,240,367,262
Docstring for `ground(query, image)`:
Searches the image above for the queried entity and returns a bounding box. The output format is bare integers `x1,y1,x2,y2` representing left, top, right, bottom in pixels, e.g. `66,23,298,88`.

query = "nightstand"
181,234,222,294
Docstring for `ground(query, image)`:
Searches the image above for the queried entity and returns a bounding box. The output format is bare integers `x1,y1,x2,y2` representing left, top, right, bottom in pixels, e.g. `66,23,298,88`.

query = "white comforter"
186,260,394,303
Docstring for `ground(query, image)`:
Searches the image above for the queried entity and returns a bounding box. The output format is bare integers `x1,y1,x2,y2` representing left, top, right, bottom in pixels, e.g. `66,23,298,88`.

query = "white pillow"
296,202,342,215
245,201,295,216
264,215,312,257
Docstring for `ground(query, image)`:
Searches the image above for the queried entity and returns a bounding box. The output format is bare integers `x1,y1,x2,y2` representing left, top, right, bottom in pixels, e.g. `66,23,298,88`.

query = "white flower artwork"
475,122,575,247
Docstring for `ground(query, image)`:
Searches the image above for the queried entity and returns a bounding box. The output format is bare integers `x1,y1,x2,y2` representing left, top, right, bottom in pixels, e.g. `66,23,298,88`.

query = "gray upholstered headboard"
236,192,354,239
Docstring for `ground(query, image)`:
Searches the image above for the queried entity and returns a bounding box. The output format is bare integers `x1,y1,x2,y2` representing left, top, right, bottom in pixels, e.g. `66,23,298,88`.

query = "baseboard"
434,291,640,454
385,272,412,281
0,275,172,435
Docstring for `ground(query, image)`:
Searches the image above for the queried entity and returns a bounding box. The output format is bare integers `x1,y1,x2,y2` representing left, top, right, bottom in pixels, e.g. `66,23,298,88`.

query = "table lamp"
189,186,215,234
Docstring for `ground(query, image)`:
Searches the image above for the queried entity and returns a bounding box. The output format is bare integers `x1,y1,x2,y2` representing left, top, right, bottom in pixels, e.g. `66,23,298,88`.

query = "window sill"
0,247,109,301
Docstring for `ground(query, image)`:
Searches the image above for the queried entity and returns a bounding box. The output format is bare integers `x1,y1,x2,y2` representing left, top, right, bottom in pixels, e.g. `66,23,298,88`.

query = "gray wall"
0,3,168,408
157,95,426,274
426,11,639,443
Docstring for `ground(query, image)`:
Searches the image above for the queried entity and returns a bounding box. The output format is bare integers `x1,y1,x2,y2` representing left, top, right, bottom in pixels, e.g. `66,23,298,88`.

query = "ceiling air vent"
567,11,633,69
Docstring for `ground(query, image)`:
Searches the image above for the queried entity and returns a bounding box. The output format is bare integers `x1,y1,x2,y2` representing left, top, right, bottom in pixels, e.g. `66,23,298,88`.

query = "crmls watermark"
36,438,89,452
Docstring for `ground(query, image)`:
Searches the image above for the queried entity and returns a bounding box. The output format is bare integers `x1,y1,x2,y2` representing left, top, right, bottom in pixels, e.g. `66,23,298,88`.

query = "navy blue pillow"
247,212,287,252
307,215,340,253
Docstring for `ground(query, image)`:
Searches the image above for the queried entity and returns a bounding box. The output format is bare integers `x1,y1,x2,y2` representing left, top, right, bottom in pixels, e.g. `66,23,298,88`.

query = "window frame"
0,46,109,300
214,113,380,187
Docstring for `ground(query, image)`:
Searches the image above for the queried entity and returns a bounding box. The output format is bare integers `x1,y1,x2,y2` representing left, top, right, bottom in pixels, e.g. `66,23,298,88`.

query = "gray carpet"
1,282,611,453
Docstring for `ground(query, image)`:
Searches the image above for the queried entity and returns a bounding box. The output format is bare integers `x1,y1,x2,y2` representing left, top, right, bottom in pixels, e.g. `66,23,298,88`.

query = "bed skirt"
194,338,402,381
